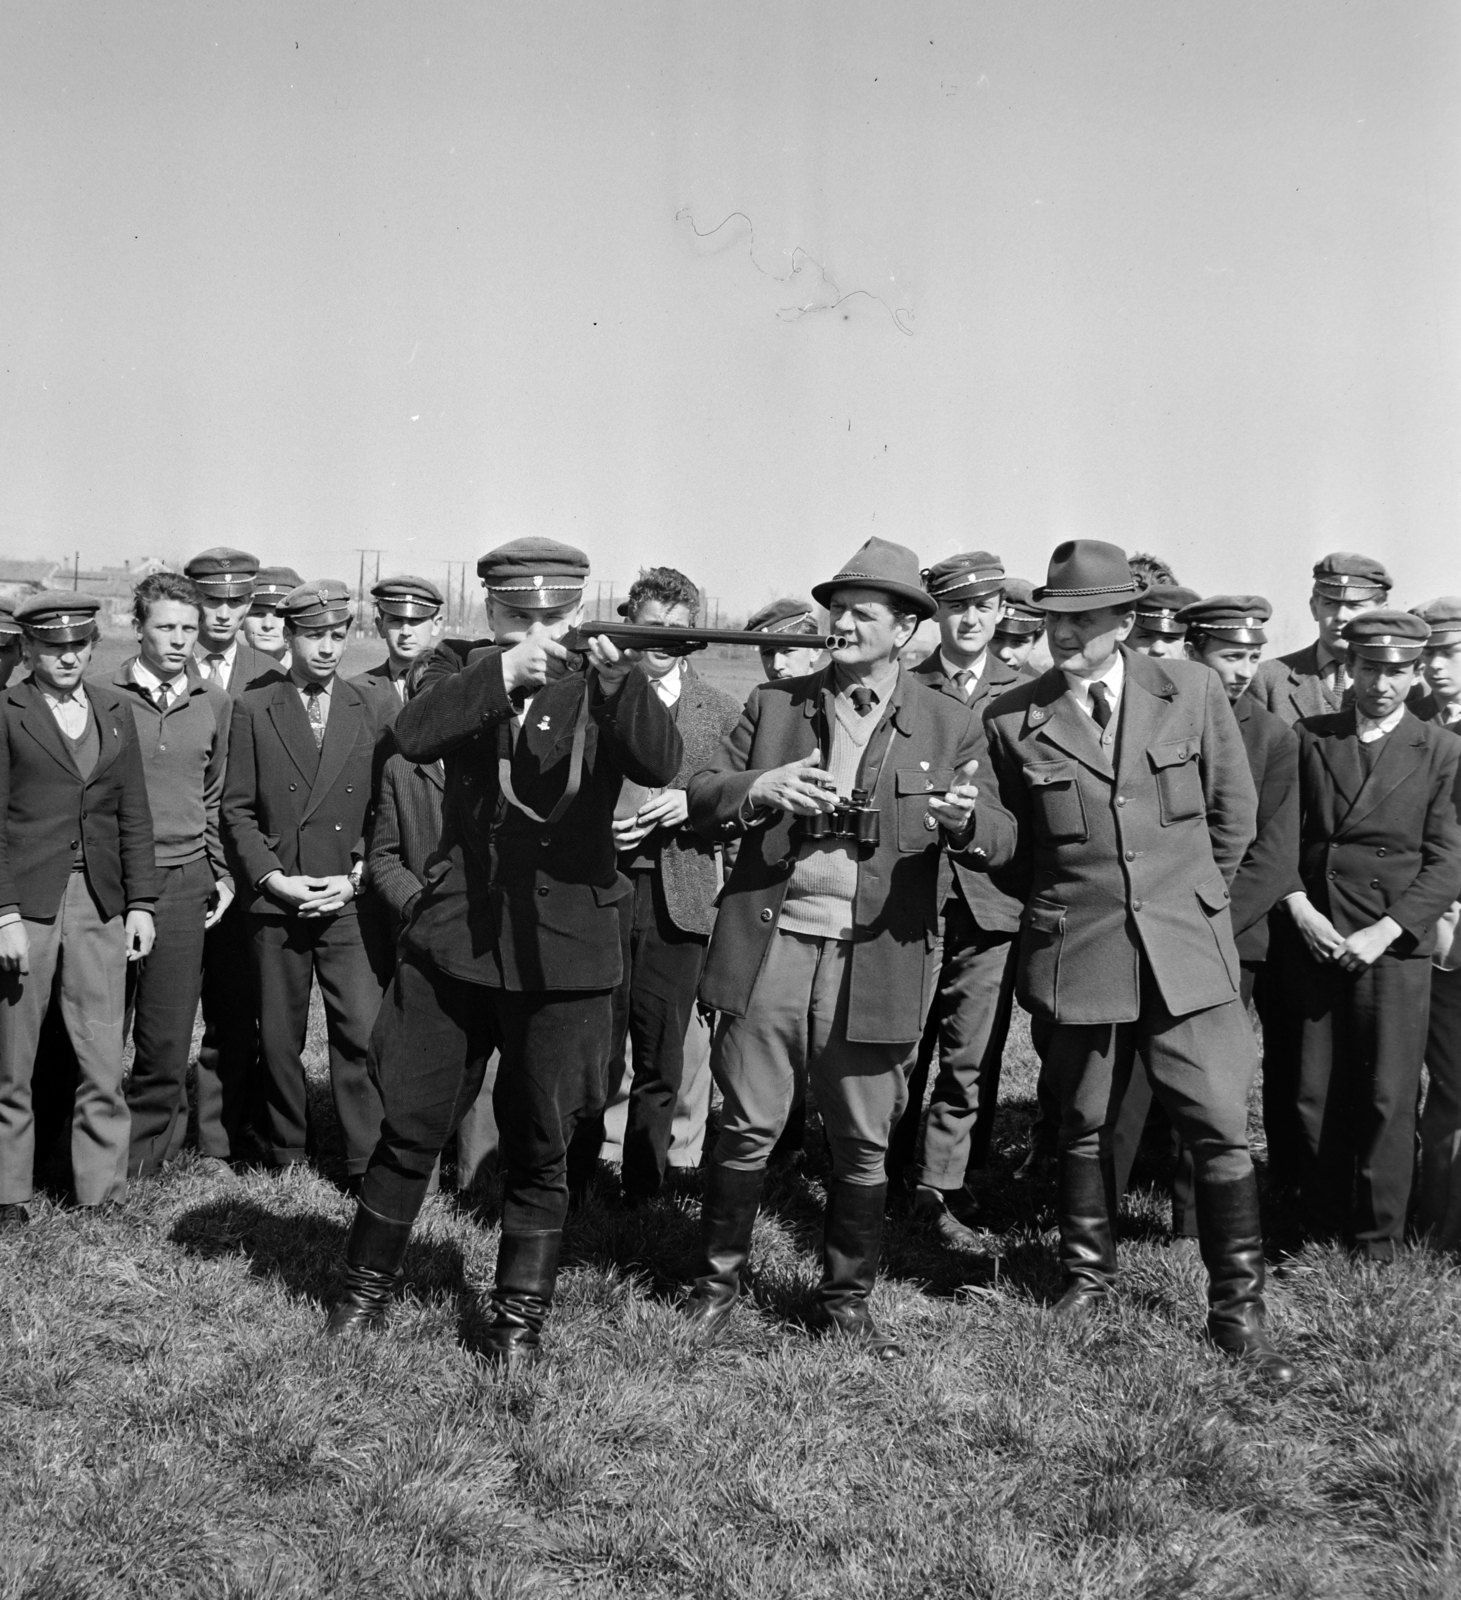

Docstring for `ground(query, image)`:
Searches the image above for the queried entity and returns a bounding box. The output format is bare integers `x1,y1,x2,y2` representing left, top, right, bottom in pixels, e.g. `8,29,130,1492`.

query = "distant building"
32,556,176,625
0,558,61,604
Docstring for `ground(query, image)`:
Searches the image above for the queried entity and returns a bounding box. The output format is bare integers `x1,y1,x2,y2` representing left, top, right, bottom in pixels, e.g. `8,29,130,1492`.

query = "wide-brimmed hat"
1033,540,1147,614
811,538,937,621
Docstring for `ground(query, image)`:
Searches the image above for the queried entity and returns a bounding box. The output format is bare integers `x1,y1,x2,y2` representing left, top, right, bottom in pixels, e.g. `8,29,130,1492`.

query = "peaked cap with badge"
0,597,22,640
1178,594,1272,646
1311,552,1391,603
477,538,589,609
1410,597,1461,648
1134,584,1203,636
250,567,304,608
1341,608,1428,664
1033,540,1147,613
994,579,1045,638
280,580,353,629
810,537,937,620
184,547,259,600
746,597,820,636
14,591,104,644
372,574,444,621
921,551,1005,603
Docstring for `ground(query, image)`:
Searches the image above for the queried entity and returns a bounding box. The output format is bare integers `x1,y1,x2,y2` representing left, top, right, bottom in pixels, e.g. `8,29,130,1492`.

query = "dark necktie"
305,684,326,747
153,682,172,713
1089,680,1112,731
954,668,974,696
849,686,876,717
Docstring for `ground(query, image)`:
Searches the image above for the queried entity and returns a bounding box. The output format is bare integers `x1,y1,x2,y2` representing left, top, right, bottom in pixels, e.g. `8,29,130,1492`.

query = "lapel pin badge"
537,716,551,731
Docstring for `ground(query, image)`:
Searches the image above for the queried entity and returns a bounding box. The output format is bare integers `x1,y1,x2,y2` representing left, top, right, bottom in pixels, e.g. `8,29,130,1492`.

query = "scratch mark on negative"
676,208,915,337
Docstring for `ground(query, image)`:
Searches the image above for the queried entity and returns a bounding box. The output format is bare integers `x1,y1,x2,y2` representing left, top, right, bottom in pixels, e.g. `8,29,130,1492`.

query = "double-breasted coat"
688,663,1016,1045
983,647,1258,1025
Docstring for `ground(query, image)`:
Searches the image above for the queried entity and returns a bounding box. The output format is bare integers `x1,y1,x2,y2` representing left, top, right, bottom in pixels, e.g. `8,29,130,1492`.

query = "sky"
1,1,1456,649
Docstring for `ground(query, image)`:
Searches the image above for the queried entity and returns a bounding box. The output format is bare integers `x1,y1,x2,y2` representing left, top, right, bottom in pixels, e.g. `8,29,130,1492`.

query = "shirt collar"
1063,650,1125,713
196,638,238,668
1357,703,1407,742
938,650,986,691
130,657,187,695
833,657,900,707
290,668,333,697
40,684,87,709
651,660,684,706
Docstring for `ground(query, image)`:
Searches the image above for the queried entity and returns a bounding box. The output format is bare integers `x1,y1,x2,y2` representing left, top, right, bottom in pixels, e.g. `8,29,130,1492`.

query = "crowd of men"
4,532,1461,1390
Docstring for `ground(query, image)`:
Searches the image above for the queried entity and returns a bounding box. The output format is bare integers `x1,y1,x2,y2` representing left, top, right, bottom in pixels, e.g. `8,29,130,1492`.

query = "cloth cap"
1178,594,1272,645
477,537,589,608
14,591,104,644
746,597,820,637
811,537,937,621
1033,540,1147,613
1312,551,1391,603
372,573,444,620
1133,584,1203,636
1342,608,1428,663
250,566,304,608
0,597,22,639
993,578,1045,636
184,547,260,599
1410,597,1461,648
280,579,353,630
921,551,1005,602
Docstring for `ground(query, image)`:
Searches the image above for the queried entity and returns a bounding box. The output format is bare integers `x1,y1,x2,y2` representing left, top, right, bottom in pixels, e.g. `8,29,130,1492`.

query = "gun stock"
562,623,846,657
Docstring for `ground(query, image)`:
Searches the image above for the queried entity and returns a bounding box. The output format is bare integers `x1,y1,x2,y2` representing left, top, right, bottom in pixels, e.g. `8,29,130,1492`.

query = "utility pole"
73,551,80,590
355,548,385,635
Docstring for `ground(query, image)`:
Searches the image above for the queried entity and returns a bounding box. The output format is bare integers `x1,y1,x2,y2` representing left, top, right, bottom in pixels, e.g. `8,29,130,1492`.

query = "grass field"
4,1000,1459,1600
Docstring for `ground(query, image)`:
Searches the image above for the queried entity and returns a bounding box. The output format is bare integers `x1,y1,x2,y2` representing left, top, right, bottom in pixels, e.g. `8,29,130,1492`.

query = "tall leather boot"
1196,1171,1298,1385
481,1231,562,1368
817,1179,903,1359
680,1164,765,1345
325,1202,414,1335
1052,1151,1117,1316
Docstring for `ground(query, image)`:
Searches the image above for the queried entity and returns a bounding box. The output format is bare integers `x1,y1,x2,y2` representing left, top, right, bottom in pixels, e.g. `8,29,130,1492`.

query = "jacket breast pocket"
1149,738,1203,825
1026,758,1087,844
895,768,953,852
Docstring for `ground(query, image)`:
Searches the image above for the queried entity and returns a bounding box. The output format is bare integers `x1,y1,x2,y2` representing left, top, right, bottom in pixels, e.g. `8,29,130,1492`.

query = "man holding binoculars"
682,538,1014,1357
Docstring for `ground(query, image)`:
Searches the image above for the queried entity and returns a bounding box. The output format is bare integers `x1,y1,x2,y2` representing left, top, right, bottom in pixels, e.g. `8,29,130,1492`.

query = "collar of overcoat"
801,659,920,744
1316,707,1430,832
9,678,125,786
912,650,1019,711
1018,645,1177,783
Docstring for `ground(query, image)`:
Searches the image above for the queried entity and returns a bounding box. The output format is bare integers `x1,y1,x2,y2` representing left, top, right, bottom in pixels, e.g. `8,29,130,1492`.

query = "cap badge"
533,575,543,589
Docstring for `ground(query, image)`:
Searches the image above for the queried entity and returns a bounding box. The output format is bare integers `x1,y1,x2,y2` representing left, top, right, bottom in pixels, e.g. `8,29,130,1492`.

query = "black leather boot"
481,1230,561,1368
325,1202,413,1335
1196,1172,1298,1385
817,1179,903,1359
680,1164,765,1345
1051,1152,1117,1317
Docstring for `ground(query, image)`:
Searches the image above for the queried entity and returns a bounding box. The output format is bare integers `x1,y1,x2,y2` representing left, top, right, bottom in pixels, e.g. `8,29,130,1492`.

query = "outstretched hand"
747,752,839,816
927,758,980,836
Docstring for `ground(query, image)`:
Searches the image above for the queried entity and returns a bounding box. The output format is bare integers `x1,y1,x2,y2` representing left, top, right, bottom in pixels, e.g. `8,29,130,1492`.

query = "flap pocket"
1194,874,1230,913
1027,758,1077,788
895,767,954,795
1149,738,1200,770
1025,899,1067,934
592,875,633,906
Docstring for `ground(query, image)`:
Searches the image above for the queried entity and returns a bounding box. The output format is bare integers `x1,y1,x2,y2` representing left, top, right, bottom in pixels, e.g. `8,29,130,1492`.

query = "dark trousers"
197,895,258,1158
567,867,706,1199
1025,1013,1059,1159
249,911,385,1174
361,955,612,1234
1295,947,1430,1256
1259,914,1306,1191
124,858,213,1177
1419,964,1461,1245
888,900,1017,1189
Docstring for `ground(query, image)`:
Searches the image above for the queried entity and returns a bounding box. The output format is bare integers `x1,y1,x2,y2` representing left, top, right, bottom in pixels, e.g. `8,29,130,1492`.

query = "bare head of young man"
133,573,204,680
621,566,701,681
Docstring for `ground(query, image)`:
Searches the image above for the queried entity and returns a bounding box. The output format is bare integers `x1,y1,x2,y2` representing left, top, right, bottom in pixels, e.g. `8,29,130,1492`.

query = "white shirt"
938,650,986,698
1357,703,1407,742
195,639,238,684
40,685,89,739
1064,651,1126,723
651,661,684,708
131,657,188,709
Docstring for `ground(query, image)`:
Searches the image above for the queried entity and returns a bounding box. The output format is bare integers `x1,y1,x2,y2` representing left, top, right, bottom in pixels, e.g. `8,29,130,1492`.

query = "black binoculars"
798,788,880,848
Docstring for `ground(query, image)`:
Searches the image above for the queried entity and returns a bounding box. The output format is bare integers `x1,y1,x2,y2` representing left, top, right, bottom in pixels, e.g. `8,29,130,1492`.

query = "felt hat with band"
250,567,303,608
994,578,1046,637
1179,594,1272,645
1410,597,1461,648
372,574,444,621
185,547,260,600
1341,608,1427,663
1033,540,1147,613
920,551,1005,602
746,597,820,636
811,537,937,620
1311,552,1391,603
1134,584,1202,636
477,537,589,610
280,580,353,629
14,591,104,644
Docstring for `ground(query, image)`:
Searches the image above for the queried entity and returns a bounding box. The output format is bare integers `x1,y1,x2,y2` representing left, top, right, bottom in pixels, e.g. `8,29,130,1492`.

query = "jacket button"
1328,869,1337,879
759,908,773,923
537,885,549,896
1116,796,1126,807
346,785,353,793
540,837,552,848
1377,848,1387,856
158,744,166,752
1370,878,1381,888
923,814,938,831
69,840,78,850
334,824,342,831
1132,899,1143,911
289,783,297,792
1124,850,1136,861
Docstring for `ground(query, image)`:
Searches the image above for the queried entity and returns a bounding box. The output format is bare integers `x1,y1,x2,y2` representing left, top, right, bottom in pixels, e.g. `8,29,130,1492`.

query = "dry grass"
3,999,1458,1599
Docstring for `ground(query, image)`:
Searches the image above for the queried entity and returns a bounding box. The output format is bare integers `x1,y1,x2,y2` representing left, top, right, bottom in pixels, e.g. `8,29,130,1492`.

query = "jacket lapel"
1314,710,1364,818
1023,669,1114,779
419,759,445,792
267,681,321,784
82,685,124,784
303,678,364,821
1336,713,1428,833
1116,651,1179,790
15,682,80,778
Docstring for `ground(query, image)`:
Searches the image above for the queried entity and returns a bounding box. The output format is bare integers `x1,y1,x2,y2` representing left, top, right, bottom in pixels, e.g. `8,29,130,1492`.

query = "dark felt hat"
280,579,353,630
811,538,937,621
1342,608,1427,663
1033,540,1146,613
1312,552,1391,602
14,591,104,644
372,574,444,620
1178,594,1272,645
184,547,259,599
477,537,589,609
921,551,1005,602
250,567,303,608
745,597,820,636
1134,584,1203,636
1410,597,1461,648
994,579,1045,637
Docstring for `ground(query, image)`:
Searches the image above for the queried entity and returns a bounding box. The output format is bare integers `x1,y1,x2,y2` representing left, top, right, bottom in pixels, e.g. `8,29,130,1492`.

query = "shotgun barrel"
562,622,847,657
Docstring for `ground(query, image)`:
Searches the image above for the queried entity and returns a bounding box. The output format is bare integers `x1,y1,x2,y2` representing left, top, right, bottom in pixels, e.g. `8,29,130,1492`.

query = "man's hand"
295,874,356,918
747,752,839,817
263,873,341,915
612,788,689,851
125,909,155,962
1334,916,1402,973
584,631,640,692
501,623,572,694
927,759,981,837
1286,893,1346,963
204,877,235,930
0,922,29,976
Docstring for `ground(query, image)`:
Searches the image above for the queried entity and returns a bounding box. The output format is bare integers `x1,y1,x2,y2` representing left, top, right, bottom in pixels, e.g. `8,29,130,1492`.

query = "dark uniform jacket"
0,678,159,921
1230,696,1301,962
366,751,444,931
1293,708,1461,959
912,650,1027,932
984,647,1257,1025
222,675,398,917
1248,642,1348,728
688,663,1016,1045
641,664,743,938
352,660,406,711
391,642,682,991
